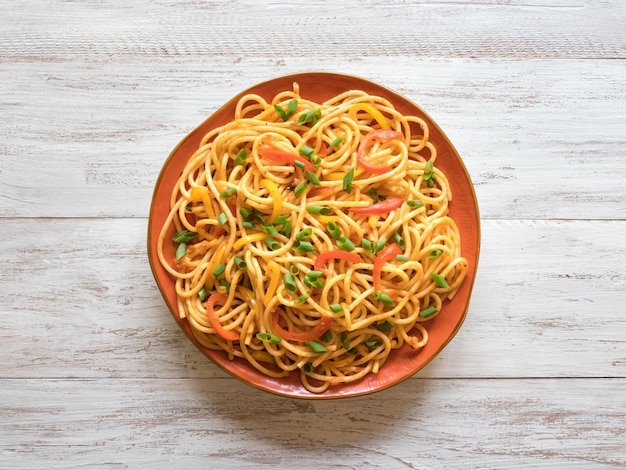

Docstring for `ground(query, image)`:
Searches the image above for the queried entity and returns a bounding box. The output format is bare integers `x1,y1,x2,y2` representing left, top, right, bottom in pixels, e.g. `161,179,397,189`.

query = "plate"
147,72,480,399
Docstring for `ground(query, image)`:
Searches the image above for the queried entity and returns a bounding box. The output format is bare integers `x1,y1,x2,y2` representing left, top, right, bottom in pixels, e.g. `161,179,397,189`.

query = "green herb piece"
219,187,237,200
392,232,406,250
407,199,424,209
343,167,354,193
242,221,254,229
234,256,247,270
340,332,350,350
295,294,309,304
336,237,355,252
394,254,409,262
294,160,306,171
427,178,436,188
424,160,434,173
311,155,322,167
431,273,450,289
375,321,393,331
320,330,332,343
373,237,387,254
307,205,332,215
306,341,327,353
297,108,322,126
274,104,289,121
330,136,343,147
306,171,321,186
329,303,342,314
429,249,443,258
347,348,358,355
361,238,373,252
287,99,298,116
294,180,308,197
256,332,281,344
366,341,382,349
212,263,226,277
172,230,197,243
327,222,342,240
303,270,324,288
273,214,289,226
234,148,248,165
299,145,315,158
296,227,313,241
293,240,315,253
283,272,297,293
198,286,209,301
264,238,281,250
419,306,438,318
374,291,395,307
175,243,186,261
303,363,314,375
280,220,293,237
366,187,379,203
219,279,230,293
289,265,300,275
262,224,279,236
239,207,253,221
217,212,228,226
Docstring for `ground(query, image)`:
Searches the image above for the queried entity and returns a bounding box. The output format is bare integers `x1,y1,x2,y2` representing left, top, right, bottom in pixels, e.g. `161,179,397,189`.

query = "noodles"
157,83,468,393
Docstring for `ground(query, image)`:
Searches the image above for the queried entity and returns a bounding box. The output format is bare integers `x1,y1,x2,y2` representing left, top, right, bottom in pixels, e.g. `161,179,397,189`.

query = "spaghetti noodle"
157,83,468,393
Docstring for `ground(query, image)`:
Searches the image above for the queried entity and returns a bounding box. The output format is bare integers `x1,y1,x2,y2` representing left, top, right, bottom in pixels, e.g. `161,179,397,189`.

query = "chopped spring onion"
306,341,327,353
217,212,228,226
303,363,314,375
329,303,342,313
340,332,350,350
175,243,186,261
264,238,281,250
239,207,253,221
394,254,409,262
294,180,308,197
361,238,373,252
306,171,321,186
307,205,332,215
219,187,237,199
283,272,297,293
289,265,300,275
327,222,342,240
295,294,309,304
172,230,197,243
293,240,315,253
419,306,438,318
296,227,313,240
273,214,289,226
374,291,395,307
219,279,230,293
407,199,423,208
287,99,298,116
367,187,379,203
373,237,387,254
280,220,293,237
330,136,343,147
429,249,443,258
294,160,306,171
320,330,332,343
303,270,324,288
242,221,254,229
392,232,405,250
343,167,354,193
212,263,226,277
299,145,315,158
431,272,450,289
336,237,355,252
366,341,382,349
375,321,393,331
198,286,209,301
262,224,279,236
256,332,281,344
297,108,322,126
234,148,248,165
234,256,246,269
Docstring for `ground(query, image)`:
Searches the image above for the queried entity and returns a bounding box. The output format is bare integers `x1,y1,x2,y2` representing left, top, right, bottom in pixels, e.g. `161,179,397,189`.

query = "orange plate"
147,72,481,399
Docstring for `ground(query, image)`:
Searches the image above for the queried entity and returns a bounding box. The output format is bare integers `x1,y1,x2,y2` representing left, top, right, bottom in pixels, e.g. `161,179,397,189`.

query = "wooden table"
2,1,625,468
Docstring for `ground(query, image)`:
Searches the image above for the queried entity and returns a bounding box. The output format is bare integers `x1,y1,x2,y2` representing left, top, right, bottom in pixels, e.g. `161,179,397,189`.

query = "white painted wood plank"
1,58,625,219
1,378,625,469
1,218,625,379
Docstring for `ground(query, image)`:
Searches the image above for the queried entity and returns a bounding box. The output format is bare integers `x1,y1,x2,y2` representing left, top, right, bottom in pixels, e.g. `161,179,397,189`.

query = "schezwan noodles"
157,83,468,393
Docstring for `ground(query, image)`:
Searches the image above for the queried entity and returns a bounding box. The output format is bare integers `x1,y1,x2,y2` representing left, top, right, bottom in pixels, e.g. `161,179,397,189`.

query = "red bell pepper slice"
357,129,404,174
271,310,333,342
206,294,239,341
350,196,403,215
314,250,361,271
259,145,315,171
373,243,403,292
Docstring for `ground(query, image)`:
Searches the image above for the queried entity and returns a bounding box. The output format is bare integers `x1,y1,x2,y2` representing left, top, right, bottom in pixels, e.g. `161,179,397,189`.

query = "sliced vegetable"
212,263,226,277
264,238,281,251
293,240,315,253
234,256,247,269
330,136,343,147
419,306,438,318
283,272,297,293
306,171,321,186
198,286,209,301
189,186,216,218
295,227,313,241
429,249,443,259
295,294,309,304
343,167,355,193
256,332,281,344
261,224,279,236
234,148,248,165
206,294,239,341
314,250,361,270
172,230,197,243
299,145,315,158
297,108,322,126
329,303,342,313
175,243,186,261
348,103,391,130
327,222,342,240
233,233,267,250
217,212,228,226
374,290,395,307
350,196,403,215
373,243,403,291
263,262,281,306
260,178,283,223
407,199,424,209
375,321,393,331
271,310,333,342
294,180,308,197
219,187,237,200
307,205,332,215
431,272,450,289
259,145,315,171
336,237,356,252
357,129,404,174
394,254,409,262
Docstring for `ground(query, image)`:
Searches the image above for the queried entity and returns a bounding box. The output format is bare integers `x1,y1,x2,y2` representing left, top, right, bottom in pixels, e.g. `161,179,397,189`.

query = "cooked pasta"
157,83,468,393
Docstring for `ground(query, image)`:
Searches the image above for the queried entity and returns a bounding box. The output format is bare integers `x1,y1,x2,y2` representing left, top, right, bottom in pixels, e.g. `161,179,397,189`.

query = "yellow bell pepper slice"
233,233,267,251
260,179,282,223
189,186,216,219
263,261,281,306
348,103,391,130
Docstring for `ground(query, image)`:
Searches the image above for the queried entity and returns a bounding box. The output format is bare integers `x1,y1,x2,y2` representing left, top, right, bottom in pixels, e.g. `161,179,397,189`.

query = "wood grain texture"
1,0,626,468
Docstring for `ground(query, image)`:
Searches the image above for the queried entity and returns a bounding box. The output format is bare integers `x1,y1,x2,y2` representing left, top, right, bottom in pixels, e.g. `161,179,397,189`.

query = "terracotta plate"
147,72,480,399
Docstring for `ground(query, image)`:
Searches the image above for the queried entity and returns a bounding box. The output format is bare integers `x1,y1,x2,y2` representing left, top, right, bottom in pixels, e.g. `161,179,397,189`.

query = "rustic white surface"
1,1,626,469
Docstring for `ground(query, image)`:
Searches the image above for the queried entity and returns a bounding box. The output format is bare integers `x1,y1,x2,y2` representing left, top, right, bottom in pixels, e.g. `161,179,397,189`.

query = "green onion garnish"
239,207,253,221
429,249,443,258
366,341,382,349
289,265,300,275
264,238,281,250
424,160,434,173
303,270,324,288
343,167,354,193
172,230,197,243
431,273,450,289
340,332,350,350
293,240,315,253
320,330,332,343
306,341,327,353
242,221,254,229
217,212,228,226
219,279,230,293
296,227,313,241
330,303,342,313
297,108,322,126
367,187,379,203
336,237,355,252
295,294,309,304
299,145,315,158
407,199,423,208
175,243,186,261
234,148,248,166
198,286,209,301
294,160,306,171
361,238,373,252
256,332,281,344
219,187,237,200
212,263,226,277
283,272,297,293
375,321,393,331
395,254,409,262
330,136,343,147
303,363,314,375
306,171,321,186
234,256,246,270
294,180,308,197
392,232,406,250
419,306,438,318
262,224,279,236
373,237,387,254
327,221,342,240
374,291,395,307
273,214,289,226
287,99,298,116
280,220,293,237
307,205,331,215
